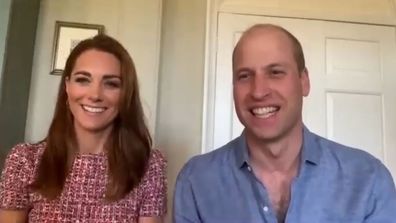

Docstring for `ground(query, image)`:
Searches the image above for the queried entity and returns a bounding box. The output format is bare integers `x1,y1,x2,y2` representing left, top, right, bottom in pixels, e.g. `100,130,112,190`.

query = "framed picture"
50,21,105,75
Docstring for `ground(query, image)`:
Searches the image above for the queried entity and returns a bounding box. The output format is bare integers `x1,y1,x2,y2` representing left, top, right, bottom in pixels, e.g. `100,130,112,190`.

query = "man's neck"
246,125,303,173
245,124,304,223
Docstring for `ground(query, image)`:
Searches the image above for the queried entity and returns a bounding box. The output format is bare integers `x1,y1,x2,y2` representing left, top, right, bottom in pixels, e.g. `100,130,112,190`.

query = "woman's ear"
65,77,70,95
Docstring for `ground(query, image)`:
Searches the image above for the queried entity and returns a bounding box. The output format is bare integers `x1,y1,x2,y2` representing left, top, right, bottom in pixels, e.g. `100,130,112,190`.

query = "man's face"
233,28,310,143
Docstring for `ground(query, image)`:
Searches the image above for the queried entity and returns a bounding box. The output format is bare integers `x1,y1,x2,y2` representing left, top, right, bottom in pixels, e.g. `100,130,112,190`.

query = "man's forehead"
239,27,290,46
234,30,293,58
232,25,297,67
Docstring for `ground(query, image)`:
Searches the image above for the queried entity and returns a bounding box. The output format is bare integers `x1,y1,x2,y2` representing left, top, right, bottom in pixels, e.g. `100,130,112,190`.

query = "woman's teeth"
82,105,105,113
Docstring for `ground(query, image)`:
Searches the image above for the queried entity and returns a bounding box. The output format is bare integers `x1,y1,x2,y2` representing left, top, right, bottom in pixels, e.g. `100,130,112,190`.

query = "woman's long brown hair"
32,34,152,201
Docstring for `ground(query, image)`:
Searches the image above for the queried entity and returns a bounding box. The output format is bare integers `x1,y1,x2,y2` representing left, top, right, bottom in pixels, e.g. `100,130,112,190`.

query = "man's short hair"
232,24,306,72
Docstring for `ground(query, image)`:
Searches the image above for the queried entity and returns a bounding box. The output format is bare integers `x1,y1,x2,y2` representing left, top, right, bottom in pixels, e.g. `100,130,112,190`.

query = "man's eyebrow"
267,63,285,68
234,67,253,74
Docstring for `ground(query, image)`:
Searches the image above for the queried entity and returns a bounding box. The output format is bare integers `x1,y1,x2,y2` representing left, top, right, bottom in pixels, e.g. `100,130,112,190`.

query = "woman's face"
65,49,121,135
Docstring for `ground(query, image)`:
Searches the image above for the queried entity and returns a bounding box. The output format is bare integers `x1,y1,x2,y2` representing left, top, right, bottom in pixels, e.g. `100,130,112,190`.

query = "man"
173,24,396,223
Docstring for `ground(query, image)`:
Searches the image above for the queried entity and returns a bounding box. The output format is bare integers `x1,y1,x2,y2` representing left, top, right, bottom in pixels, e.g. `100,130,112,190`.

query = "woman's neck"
74,126,113,154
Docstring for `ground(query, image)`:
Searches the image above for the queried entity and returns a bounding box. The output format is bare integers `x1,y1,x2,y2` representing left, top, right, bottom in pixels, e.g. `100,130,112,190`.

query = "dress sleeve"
0,144,33,210
139,149,167,216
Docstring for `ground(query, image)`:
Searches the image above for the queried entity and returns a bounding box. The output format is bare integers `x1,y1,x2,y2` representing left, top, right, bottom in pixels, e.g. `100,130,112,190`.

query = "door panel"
326,92,384,159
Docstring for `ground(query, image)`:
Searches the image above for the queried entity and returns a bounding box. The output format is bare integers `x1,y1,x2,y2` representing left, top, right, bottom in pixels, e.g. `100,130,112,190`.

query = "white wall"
203,0,396,150
216,0,396,25
25,0,162,142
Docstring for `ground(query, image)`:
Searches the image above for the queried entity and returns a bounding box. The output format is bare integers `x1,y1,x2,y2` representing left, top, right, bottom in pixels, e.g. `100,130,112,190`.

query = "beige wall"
155,0,207,221
25,0,207,219
21,0,396,221
25,0,162,142
0,0,11,81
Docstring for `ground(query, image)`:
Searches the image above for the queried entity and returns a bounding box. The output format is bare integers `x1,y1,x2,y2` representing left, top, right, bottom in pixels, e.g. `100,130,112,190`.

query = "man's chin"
245,127,282,142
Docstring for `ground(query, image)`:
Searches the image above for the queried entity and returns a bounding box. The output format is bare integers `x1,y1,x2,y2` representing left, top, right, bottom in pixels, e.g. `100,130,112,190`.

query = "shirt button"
263,206,269,212
247,166,252,172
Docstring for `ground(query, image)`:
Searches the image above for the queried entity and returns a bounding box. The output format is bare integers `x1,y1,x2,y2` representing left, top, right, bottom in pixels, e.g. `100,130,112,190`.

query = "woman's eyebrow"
103,74,121,80
72,71,91,77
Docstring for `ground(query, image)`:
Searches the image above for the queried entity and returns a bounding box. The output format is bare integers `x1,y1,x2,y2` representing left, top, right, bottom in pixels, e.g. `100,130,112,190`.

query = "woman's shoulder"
134,149,167,216
7,141,45,157
0,142,45,209
142,149,167,179
149,149,166,164
147,149,167,170
4,141,45,168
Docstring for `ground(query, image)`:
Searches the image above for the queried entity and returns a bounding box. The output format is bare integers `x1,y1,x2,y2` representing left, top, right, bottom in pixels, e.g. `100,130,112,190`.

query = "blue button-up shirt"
173,128,396,223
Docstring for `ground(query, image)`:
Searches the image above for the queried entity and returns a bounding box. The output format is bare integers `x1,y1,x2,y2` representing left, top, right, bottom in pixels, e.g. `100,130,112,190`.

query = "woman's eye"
75,77,89,83
105,81,121,88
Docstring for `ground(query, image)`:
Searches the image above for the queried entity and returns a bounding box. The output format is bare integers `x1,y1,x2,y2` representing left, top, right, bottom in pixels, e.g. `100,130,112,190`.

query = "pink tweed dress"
0,142,167,223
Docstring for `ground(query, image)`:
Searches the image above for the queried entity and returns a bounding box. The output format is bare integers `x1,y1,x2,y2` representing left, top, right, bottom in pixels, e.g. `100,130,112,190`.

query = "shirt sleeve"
0,144,32,210
364,160,396,223
173,158,201,223
139,149,167,216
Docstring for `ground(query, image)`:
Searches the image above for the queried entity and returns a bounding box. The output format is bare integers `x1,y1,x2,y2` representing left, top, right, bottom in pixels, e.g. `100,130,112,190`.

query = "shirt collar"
233,125,322,168
301,126,321,165
234,131,250,168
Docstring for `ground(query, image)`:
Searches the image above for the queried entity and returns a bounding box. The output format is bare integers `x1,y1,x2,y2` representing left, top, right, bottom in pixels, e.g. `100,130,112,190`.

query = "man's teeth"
82,105,105,113
252,107,277,118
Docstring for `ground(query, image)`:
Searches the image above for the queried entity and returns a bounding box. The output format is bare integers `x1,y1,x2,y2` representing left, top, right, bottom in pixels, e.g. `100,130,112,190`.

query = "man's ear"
301,68,310,97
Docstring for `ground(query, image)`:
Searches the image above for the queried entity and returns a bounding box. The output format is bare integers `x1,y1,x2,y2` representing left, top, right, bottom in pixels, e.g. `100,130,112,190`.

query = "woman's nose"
88,83,103,102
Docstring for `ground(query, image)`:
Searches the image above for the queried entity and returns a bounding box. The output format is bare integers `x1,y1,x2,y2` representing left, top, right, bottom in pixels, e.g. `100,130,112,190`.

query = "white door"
209,13,396,180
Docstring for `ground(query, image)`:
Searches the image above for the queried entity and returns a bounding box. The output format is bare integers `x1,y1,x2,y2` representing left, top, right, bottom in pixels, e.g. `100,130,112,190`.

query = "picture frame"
50,21,105,75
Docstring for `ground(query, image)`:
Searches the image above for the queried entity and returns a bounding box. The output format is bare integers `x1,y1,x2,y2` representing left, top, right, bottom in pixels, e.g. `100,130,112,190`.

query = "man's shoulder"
177,138,239,180
314,132,385,175
314,132,396,214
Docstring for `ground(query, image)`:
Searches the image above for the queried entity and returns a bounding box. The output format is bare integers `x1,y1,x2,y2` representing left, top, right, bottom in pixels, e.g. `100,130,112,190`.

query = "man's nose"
250,75,271,100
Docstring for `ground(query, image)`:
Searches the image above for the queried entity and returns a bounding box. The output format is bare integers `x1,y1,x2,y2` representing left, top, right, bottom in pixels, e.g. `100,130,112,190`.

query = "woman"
0,34,166,222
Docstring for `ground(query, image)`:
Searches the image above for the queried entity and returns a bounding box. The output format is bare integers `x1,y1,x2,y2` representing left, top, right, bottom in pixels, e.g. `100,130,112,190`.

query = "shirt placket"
245,165,278,223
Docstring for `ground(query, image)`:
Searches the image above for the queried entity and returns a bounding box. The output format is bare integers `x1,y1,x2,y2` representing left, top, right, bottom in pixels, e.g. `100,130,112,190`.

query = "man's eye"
238,73,250,80
270,70,284,76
